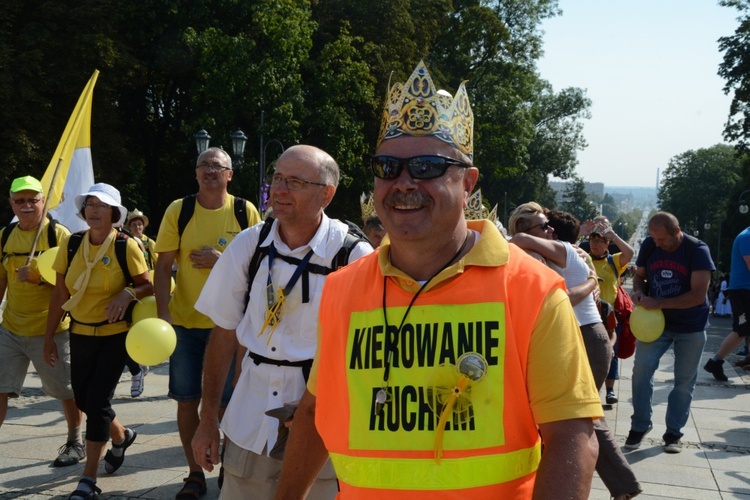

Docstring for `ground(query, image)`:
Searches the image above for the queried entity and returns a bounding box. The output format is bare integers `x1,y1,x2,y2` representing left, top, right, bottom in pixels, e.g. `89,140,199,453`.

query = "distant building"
549,181,604,204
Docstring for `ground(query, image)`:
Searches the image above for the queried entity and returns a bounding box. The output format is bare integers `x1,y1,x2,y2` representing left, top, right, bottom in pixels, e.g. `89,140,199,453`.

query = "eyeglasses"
270,174,328,191
11,197,42,206
83,202,110,211
371,155,469,180
196,163,231,172
525,221,551,233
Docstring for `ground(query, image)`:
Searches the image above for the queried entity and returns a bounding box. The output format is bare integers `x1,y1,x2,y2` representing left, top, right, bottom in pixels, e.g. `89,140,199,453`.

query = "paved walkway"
1,316,749,499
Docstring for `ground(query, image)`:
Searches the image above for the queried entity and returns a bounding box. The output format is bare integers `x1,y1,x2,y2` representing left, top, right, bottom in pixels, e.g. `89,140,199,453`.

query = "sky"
538,0,741,188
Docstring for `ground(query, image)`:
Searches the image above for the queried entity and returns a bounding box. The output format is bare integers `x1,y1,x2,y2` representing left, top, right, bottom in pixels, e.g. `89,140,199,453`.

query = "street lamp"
193,128,248,169
194,129,211,155
739,190,750,214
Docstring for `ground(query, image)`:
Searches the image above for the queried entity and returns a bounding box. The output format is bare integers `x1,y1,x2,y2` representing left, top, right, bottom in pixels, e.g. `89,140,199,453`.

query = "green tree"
560,176,597,222
658,144,743,228
600,193,618,221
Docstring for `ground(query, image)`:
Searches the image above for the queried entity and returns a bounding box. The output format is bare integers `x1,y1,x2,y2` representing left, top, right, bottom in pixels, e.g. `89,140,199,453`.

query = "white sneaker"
130,369,145,398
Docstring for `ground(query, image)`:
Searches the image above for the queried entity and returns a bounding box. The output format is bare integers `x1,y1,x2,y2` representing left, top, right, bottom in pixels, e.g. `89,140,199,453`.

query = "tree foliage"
560,176,597,222
1,0,590,227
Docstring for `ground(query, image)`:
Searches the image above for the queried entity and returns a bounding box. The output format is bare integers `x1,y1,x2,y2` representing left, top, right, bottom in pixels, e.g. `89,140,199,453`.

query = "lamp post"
739,190,750,214
258,111,285,212
193,128,248,169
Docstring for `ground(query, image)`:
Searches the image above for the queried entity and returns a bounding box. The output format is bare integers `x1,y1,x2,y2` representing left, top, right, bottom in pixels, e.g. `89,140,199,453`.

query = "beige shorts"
0,326,74,400
220,437,338,500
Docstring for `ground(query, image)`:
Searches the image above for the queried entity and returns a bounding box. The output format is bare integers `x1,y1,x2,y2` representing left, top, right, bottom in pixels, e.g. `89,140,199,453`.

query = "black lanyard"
265,243,314,318
376,232,471,413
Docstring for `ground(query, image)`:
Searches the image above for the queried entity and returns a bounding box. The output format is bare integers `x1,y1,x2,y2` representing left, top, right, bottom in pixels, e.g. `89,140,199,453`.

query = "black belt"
247,350,313,382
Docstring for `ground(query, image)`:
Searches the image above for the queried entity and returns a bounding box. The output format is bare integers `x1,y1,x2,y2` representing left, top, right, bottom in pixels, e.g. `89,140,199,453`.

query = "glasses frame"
525,221,551,233
83,202,111,211
371,155,469,180
270,174,328,191
11,197,42,206
196,163,232,172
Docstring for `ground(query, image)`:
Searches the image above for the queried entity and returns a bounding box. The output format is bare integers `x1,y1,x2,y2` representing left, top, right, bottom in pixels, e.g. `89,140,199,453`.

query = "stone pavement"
1,316,749,499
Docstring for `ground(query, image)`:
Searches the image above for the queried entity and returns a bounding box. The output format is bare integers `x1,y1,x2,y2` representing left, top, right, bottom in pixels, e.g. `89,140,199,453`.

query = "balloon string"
434,375,470,464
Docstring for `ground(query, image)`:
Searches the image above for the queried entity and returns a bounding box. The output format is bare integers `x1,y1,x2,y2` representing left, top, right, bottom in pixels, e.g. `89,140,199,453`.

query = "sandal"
103,428,137,474
176,472,207,499
69,478,101,499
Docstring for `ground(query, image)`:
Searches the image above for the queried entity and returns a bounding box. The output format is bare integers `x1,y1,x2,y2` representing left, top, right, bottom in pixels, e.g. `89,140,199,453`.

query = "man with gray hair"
154,147,261,498
192,145,372,499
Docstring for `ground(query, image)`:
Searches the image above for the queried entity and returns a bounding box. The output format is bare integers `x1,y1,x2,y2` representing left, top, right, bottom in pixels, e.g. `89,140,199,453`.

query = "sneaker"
606,389,618,405
663,432,682,453
703,358,728,382
53,441,86,467
624,425,652,450
130,368,146,398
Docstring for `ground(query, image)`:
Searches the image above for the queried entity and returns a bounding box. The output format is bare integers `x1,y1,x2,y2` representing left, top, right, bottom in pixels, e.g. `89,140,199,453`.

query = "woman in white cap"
43,183,153,500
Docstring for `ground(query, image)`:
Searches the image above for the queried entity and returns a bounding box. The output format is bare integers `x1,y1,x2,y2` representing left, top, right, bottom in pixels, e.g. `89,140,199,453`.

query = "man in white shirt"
191,145,372,499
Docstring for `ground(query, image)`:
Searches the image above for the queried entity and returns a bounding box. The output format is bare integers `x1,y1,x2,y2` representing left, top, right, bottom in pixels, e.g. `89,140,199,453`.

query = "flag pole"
25,158,65,266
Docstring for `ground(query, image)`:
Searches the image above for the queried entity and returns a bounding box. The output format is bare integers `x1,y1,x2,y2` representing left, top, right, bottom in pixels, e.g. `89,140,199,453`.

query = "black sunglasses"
371,155,469,180
525,221,551,232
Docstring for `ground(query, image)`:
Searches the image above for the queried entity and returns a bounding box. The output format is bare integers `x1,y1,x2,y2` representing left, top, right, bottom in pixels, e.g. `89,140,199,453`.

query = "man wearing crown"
276,62,603,499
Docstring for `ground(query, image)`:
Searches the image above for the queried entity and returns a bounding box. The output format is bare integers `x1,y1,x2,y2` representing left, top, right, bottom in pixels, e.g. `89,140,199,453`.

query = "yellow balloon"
131,295,158,324
126,318,176,366
36,247,59,285
630,306,665,343
148,269,175,293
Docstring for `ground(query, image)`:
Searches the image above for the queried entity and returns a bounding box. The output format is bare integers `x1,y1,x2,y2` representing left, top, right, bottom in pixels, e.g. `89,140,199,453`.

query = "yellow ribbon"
434,374,471,463
259,285,285,345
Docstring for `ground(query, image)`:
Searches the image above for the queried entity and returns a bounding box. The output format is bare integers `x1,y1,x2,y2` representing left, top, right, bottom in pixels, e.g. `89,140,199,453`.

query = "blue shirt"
636,234,715,332
729,227,750,290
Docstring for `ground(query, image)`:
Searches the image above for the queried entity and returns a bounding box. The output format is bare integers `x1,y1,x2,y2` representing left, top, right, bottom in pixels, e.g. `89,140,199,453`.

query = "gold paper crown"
360,192,376,220
378,61,473,159
464,189,498,224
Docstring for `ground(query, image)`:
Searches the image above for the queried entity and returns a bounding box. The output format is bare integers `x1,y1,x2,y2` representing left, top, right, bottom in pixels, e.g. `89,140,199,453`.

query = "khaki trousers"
219,437,338,500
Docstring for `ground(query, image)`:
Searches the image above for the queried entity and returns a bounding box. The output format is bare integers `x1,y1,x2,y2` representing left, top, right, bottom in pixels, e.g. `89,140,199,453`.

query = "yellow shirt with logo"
52,229,148,335
0,220,71,336
591,252,627,305
154,195,260,329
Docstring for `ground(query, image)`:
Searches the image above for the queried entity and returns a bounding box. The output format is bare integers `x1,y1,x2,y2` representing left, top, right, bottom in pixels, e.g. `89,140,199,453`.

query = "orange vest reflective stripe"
316,243,565,498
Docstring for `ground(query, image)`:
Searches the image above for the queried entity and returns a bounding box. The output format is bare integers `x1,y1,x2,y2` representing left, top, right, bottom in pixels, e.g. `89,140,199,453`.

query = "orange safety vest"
316,244,565,499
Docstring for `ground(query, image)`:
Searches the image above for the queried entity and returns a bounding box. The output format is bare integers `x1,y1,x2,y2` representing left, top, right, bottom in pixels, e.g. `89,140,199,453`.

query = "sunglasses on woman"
371,155,469,180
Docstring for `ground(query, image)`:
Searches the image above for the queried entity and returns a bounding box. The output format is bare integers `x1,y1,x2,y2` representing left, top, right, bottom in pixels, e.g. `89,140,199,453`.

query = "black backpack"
0,214,59,259
176,194,250,240
243,217,366,310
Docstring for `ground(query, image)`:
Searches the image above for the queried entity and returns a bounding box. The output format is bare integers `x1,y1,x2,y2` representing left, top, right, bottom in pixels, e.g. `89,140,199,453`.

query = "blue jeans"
630,328,706,437
168,325,235,406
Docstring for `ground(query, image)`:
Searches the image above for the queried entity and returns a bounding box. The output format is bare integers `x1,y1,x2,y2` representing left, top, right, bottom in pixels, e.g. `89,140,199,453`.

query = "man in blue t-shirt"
625,211,714,454
704,226,750,381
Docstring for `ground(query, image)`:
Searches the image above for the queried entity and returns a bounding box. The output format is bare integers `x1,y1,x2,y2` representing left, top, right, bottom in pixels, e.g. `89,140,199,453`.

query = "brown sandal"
175,472,206,499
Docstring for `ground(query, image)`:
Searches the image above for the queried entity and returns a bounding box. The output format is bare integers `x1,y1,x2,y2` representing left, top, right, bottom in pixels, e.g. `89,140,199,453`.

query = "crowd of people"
1,60,746,500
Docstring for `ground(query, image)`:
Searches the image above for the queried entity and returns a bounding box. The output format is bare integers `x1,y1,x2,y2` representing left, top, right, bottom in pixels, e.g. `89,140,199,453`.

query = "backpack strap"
1,222,19,255
177,194,197,240
606,254,620,280
114,231,133,286
234,197,249,230
46,214,58,248
243,218,276,311
65,232,86,278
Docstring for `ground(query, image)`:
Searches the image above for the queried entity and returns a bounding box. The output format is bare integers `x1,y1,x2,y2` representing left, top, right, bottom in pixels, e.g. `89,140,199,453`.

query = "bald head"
280,145,339,188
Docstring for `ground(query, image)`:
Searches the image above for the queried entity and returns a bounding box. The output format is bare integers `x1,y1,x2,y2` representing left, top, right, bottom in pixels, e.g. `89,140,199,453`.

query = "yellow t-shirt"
139,235,158,270
154,195,260,329
0,220,71,336
53,229,148,335
591,253,627,305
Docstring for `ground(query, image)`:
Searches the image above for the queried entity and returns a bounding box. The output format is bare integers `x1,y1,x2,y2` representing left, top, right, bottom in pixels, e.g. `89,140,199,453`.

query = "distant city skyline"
539,1,739,188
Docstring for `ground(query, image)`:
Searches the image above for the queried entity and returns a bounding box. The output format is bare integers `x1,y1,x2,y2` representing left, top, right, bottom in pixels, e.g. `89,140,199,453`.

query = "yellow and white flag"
41,70,98,232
